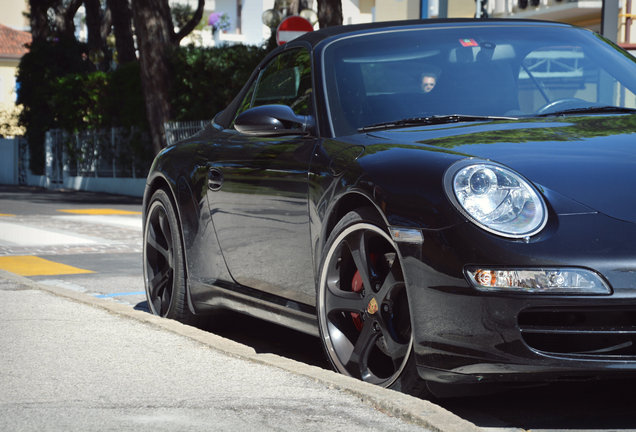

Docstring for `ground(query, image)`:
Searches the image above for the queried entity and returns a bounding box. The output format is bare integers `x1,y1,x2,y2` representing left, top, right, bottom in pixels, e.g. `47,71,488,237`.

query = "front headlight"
444,160,547,238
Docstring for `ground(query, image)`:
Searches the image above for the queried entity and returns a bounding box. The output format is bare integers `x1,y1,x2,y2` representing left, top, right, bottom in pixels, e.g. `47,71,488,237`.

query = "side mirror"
234,105,315,136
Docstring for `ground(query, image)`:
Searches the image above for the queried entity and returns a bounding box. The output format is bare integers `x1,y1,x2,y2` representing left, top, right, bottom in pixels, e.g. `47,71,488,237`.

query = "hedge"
17,41,268,174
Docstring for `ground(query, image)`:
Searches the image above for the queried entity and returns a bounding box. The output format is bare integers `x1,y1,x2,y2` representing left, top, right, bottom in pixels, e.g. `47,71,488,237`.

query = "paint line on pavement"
0,213,16,217
0,221,100,246
57,208,142,215
94,291,145,298
55,214,142,230
0,256,94,276
38,279,88,293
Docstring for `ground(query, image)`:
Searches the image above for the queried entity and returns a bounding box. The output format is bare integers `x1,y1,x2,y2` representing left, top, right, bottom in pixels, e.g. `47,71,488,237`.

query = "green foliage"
51,62,151,172
17,38,93,174
170,44,268,121
17,38,149,175
18,36,266,174
107,62,147,128
53,71,109,131
171,3,196,30
52,62,147,132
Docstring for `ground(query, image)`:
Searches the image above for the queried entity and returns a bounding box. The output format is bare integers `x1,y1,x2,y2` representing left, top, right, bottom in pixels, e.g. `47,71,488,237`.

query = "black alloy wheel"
317,209,422,392
143,189,190,321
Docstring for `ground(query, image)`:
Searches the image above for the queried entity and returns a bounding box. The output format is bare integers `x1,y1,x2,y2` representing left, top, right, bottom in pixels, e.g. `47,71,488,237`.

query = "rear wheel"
317,209,428,395
143,189,191,321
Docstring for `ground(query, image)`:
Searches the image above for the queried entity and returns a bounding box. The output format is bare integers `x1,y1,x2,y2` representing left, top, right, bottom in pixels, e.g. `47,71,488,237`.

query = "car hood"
367,114,636,224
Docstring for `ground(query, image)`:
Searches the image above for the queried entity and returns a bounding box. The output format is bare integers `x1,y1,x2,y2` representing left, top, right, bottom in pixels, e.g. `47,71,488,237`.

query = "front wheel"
317,209,428,395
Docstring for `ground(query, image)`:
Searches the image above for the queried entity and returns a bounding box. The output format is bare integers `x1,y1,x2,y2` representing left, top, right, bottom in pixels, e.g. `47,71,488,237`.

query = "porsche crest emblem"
367,297,378,315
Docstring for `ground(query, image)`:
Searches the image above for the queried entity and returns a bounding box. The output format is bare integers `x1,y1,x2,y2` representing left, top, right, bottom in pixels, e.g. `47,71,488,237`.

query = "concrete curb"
1,270,484,432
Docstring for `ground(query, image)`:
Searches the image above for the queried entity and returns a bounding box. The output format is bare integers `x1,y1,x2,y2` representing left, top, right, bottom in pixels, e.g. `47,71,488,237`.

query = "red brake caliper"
350,253,377,331
350,270,364,331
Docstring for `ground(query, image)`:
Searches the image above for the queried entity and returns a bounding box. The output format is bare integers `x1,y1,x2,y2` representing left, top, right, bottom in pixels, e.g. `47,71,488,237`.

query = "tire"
317,208,430,396
143,188,192,322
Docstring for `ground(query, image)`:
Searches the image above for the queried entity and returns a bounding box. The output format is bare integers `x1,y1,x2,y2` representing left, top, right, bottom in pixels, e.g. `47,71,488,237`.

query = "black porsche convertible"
143,19,636,397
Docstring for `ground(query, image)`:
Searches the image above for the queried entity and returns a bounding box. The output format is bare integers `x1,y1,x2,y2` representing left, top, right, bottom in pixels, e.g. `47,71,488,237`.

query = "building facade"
0,23,30,137
489,0,635,54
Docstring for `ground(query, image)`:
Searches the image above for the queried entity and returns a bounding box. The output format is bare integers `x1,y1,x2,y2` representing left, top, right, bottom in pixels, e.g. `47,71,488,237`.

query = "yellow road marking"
0,214,16,217
57,208,141,215
0,256,94,276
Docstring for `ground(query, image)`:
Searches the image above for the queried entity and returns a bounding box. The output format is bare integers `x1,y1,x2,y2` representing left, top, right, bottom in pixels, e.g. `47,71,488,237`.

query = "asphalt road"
2,184,636,431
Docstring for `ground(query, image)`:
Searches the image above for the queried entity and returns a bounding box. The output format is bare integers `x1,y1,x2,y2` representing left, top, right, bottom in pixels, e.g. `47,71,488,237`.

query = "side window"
234,48,312,121
235,79,257,118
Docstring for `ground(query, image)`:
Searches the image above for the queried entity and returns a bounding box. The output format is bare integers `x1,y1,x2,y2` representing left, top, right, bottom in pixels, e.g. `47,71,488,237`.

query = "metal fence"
43,121,207,180
164,120,209,147
46,127,151,179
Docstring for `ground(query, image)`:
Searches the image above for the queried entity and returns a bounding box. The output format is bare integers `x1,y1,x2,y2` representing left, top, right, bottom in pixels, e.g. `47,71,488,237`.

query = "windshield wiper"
358,114,518,132
537,105,636,117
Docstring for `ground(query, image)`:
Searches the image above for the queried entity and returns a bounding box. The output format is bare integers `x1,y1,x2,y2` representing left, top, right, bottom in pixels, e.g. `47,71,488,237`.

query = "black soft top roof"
214,18,574,130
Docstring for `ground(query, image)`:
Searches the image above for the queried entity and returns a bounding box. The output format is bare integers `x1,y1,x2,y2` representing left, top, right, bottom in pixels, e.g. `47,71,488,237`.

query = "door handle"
207,167,224,191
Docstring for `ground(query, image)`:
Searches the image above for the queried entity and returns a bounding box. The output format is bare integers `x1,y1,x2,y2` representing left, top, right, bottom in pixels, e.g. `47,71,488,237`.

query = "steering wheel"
536,98,587,115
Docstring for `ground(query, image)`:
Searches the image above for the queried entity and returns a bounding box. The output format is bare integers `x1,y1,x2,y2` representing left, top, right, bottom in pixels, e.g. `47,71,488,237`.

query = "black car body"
143,19,636,396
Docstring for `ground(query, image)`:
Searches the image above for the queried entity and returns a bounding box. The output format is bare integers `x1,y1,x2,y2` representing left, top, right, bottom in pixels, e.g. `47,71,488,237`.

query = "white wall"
62,177,146,197
242,0,274,45
343,0,373,24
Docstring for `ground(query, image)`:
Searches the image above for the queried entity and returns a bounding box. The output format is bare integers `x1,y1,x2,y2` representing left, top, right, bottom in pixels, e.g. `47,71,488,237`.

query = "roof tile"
0,23,31,59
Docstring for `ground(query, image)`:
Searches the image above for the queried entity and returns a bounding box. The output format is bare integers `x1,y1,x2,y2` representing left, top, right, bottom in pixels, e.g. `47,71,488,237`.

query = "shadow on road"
440,378,636,430
197,310,330,369
0,185,142,207
135,298,636,430
134,301,329,370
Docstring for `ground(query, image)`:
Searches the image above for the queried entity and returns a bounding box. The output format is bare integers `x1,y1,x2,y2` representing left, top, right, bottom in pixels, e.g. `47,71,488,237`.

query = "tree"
107,0,136,64
317,0,343,28
52,0,84,39
17,38,92,174
84,0,111,70
28,0,51,42
28,0,83,43
131,0,204,154
21,0,89,174
21,0,142,174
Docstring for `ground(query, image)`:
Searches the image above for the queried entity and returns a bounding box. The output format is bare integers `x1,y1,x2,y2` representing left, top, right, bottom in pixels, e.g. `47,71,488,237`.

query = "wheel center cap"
367,297,378,315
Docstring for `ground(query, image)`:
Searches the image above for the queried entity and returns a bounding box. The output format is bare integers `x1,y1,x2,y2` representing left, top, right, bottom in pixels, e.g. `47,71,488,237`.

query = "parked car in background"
143,19,636,397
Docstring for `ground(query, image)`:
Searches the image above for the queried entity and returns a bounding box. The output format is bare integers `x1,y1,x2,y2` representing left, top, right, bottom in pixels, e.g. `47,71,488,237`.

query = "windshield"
322,24,636,136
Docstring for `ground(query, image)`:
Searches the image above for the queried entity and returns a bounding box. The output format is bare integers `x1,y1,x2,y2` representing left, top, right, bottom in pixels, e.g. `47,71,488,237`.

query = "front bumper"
397,211,636,385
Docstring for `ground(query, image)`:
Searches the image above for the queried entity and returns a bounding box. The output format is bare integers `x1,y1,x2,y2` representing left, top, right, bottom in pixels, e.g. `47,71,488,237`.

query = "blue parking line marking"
94,291,145,298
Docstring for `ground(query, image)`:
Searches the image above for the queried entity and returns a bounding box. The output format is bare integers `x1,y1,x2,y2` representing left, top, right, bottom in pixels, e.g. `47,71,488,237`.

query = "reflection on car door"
205,47,318,306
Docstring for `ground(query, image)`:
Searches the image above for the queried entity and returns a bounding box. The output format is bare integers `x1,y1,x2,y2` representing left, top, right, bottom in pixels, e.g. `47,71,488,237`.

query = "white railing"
164,120,209,147
43,120,209,180
46,127,151,179
10,120,209,196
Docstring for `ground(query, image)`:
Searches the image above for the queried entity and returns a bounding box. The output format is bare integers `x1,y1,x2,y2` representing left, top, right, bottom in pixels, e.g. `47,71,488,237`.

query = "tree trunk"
28,0,52,43
131,0,174,154
84,0,111,70
108,0,136,64
29,0,83,42
52,0,83,40
173,0,205,44
131,0,206,154
317,0,343,28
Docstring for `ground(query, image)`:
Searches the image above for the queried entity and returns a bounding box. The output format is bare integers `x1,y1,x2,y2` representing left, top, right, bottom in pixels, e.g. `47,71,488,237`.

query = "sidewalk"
0,270,482,432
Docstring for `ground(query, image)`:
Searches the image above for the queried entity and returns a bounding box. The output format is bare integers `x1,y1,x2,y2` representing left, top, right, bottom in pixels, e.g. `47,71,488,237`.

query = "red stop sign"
276,16,314,46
